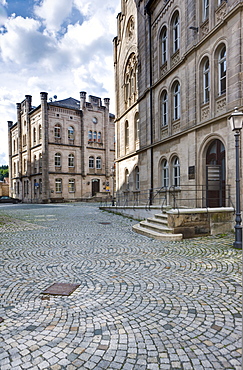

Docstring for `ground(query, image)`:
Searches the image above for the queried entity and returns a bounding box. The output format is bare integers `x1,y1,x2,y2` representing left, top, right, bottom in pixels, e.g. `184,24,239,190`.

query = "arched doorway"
92,179,100,196
206,139,225,207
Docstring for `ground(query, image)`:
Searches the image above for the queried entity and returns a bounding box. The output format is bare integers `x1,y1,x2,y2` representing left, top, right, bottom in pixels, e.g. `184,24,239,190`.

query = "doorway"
206,139,225,207
92,179,100,196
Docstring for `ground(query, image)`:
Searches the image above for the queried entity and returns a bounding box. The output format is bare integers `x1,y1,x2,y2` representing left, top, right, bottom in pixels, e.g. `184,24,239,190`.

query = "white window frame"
68,154,74,168
172,14,180,53
89,156,94,168
173,82,181,121
203,59,210,103
161,27,167,64
55,178,62,193
68,179,75,193
96,157,101,169
161,91,168,126
218,46,226,96
173,157,180,187
55,153,61,167
162,160,169,188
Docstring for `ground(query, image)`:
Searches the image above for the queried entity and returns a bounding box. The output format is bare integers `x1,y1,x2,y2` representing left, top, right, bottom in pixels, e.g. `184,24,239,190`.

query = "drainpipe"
145,4,154,205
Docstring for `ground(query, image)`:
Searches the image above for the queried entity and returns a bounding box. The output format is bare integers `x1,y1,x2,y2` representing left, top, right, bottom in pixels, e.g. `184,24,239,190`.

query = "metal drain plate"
42,283,80,296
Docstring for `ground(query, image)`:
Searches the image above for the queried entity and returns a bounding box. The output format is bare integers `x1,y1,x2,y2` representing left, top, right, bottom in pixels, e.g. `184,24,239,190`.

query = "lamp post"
228,107,243,249
111,165,115,206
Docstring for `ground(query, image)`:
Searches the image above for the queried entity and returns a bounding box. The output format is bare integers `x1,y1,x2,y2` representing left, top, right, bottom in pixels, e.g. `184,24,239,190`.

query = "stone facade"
114,0,243,211
8,92,115,203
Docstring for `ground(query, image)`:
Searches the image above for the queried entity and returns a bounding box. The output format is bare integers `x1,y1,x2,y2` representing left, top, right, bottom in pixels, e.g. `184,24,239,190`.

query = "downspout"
145,5,154,204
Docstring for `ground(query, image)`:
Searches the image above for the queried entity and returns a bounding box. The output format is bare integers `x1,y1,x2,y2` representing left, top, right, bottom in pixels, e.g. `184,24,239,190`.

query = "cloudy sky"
0,0,120,165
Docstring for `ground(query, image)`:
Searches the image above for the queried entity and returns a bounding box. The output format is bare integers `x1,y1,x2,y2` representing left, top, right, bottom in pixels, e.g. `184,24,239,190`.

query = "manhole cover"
98,222,111,225
42,283,80,296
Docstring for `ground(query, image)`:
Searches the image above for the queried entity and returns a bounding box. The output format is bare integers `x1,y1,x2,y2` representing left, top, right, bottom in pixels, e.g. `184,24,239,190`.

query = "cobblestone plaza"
0,203,242,369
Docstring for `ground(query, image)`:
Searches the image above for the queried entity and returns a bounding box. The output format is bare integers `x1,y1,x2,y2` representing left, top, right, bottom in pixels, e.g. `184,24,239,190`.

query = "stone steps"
132,213,183,241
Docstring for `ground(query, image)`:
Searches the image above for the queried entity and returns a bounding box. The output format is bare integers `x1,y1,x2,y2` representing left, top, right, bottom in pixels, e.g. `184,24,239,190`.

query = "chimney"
80,91,86,110
104,98,110,110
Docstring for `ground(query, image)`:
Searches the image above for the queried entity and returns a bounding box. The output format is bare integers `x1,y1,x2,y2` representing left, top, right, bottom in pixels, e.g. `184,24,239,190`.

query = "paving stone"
0,203,241,370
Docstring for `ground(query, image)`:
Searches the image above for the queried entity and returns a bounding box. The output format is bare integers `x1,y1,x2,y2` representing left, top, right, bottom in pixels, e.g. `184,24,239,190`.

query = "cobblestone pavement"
0,203,242,370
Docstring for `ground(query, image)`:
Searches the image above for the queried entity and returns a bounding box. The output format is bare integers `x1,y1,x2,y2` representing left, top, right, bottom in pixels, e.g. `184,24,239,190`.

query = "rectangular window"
55,179,62,193
69,179,75,192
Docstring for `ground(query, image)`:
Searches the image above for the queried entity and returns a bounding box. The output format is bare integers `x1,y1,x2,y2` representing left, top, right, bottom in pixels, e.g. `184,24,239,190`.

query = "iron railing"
100,184,234,212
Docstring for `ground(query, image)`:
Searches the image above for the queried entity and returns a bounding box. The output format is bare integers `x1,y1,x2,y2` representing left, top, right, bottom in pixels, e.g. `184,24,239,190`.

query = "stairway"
132,212,183,241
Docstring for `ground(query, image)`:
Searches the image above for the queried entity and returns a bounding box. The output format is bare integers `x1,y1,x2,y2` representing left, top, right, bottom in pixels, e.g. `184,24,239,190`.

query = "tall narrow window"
125,169,129,190
219,46,226,95
54,124,61,138
89,156,94,168
39,125,42,140
161,91,168,126
96,157,101,169
93,131,97,141
161,27,167,64
55,153,61,167
135,166,140,190
162,160,169,188
203,0,209,20
134,113,139,141
173,82,180,120
88,130,92,141
34,155,37,173
173,157,180,187
55,178,62,193
68,154,74,167
172,14,180,53
125,120,129,153
39,153,42,170
68,126,74,140
33,128,36,143
69,179,75,192
98,132,101,142
203,59,210,103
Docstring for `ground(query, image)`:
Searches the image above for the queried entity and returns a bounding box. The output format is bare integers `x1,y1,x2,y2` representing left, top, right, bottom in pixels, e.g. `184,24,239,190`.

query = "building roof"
49,97,80,110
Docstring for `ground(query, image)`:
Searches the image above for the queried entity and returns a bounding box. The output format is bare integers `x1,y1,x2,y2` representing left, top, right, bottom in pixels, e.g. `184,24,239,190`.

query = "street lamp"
228,107,243,249
111,165,115,206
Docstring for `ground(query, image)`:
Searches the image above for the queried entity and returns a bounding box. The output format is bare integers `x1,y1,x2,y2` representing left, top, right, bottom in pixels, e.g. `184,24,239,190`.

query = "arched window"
54,124,61,138
93,131,97,141
98,132,101,142
173,157,180,187
125,169,129,190
39,125,42,140
162,159,169,188
135,166,140,190
134,112,139,141
96,157,101,169
68,126,74,140
125,120,129,153
172,13,180,53
124,53,138,106
55,178,62,193
218,45,226,95
203,0,209,20
89,156,94,168
88,130,93,141
203,58,210,103
161,91,168,126
173,82,180,120
68,179,75,193
161,27,167,64
68,154,74,167
55,153,61,167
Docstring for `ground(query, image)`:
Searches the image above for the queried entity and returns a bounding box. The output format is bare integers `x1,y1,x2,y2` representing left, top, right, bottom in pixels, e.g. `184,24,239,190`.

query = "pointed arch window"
125,120,129,153
135,166,140,190
124,53,138,106
134,112,139,141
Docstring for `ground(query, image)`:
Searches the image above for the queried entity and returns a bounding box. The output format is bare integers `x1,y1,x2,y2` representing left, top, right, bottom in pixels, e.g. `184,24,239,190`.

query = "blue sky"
0,0,120,165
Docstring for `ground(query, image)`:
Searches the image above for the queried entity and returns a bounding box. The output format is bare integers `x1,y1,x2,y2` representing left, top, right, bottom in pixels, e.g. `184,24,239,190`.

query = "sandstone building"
8,92,115,203
114,0,243,211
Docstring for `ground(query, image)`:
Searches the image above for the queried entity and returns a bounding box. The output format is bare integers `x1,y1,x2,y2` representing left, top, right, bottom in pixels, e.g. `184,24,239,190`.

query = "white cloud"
0,0,120,165
34,0,73,34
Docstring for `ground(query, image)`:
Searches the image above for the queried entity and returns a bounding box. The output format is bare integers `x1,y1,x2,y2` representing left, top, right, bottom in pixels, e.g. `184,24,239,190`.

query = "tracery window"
124,53,138,107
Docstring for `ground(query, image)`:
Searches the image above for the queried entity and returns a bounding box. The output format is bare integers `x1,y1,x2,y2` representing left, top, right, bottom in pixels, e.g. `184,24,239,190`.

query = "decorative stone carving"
216,96,226,113
215,1,227,24
161,126,168,139
160,62,168,77
201,104,210,121
171,50,180,68
200,20,209,37
172,120,180,134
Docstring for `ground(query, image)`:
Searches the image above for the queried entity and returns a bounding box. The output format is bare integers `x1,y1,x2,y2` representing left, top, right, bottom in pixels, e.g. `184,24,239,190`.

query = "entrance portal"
92,179,100,196
206,139,225,207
